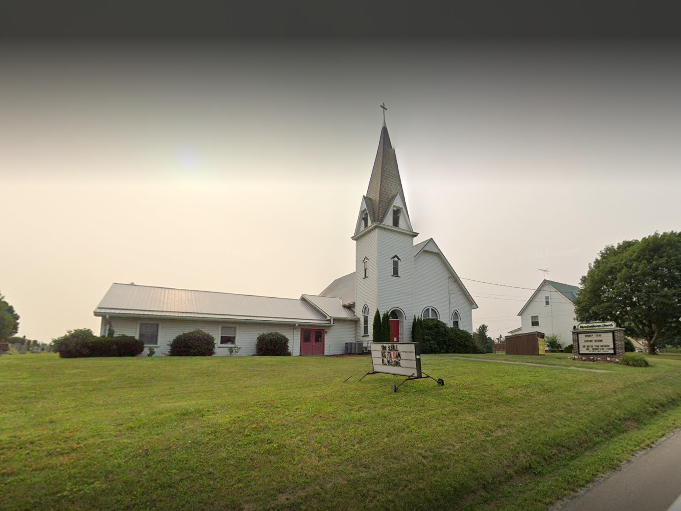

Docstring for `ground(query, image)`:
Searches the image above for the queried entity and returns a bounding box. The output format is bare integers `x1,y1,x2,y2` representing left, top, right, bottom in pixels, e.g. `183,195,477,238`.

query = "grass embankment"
1,353,681,511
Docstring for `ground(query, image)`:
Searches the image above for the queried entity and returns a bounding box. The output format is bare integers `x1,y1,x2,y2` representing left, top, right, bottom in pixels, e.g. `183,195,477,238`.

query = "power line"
474,295,529,302
461,278,536,291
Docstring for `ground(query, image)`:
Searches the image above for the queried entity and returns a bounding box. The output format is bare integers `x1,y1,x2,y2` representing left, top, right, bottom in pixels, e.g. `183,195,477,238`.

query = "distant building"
515,280,580,347
94,120,477,356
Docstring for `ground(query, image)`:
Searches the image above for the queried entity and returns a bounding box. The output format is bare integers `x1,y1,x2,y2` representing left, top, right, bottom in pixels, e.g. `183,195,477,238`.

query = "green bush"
420,319,483,354
563,344,574,353
169,330,216,356
660,345,681,354
53,329,144,358
545,334,562,352
53,329,98,358
412,316,424,344
373,310,382,343
619,353,650,367
624,338,635,352
109,335,145,357
255,332,291,356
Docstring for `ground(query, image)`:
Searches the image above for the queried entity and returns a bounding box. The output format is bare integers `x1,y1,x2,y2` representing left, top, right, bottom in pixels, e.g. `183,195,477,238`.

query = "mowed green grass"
2,354,681,511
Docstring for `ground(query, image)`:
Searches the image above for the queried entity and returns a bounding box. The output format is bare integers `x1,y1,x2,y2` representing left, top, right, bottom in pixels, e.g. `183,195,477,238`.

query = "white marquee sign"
577,331,616,355
370,342,422,378
577,322,617,330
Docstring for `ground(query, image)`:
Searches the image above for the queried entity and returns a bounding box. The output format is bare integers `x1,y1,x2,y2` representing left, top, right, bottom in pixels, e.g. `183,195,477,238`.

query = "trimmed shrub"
53,329,144,358
372,310,382,343
109,335,145,357
420,319,483,354
619,353,650,367
53,329,98,358
412,316,424,345
421,318,449,354
451,327,484,354
381,312,390,344
169,330,216,356
563,344,574,353
255,332,291,356
624,338,636,352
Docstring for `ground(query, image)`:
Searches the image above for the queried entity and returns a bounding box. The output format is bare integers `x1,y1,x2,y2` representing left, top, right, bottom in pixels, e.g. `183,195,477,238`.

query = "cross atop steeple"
380,103,387,126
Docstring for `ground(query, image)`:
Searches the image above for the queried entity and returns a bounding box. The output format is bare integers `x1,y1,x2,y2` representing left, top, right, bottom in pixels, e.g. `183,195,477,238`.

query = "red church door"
300,328,325,356
389,319,400,343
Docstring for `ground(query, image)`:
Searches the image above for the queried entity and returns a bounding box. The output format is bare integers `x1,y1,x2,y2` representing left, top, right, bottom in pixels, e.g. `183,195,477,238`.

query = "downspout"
448,276,452,327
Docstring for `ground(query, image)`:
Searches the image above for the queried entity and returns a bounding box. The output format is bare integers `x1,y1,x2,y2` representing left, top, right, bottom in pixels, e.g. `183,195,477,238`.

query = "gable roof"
365,125,410,224
413,238,478,309
95,283,331,325
546,280,580,301
517,279,581,316
301,294,357,320
319,239,478,310
318,272,355,306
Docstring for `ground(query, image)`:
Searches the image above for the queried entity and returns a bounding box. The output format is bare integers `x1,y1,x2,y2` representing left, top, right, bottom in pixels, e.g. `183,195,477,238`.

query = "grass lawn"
2,353,681,511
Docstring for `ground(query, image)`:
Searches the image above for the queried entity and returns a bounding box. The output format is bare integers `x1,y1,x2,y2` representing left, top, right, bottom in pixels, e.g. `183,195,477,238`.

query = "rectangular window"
303,330,311,343
545,295,550,306
362,213,368,229
139,323,159,346
531,316,540,327
392,209,400,227
392,259,399,276
363,259,368,278
220,326,236,345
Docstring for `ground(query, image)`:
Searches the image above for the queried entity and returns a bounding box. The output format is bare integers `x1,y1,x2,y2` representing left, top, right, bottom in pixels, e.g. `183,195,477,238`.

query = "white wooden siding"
356,227,378,342
108,317,334,357
414,251,474,333
376,228,414,341
519,283,578,346
324,320,357,355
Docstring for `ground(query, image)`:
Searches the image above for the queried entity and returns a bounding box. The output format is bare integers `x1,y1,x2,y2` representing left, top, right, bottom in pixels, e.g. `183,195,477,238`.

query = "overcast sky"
1,40,680,343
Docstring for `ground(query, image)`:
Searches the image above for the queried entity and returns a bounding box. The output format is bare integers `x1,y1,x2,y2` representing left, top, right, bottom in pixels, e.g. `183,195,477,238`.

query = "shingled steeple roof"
365,125,409,223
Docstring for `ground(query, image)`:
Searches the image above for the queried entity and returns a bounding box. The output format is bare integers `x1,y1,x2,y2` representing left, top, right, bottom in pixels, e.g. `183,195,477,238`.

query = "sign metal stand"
345,342,444,392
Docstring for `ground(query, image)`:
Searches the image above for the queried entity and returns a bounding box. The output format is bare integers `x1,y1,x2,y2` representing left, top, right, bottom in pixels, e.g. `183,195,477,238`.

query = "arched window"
452,310,460,329
421,307,439,320
362,305,370,336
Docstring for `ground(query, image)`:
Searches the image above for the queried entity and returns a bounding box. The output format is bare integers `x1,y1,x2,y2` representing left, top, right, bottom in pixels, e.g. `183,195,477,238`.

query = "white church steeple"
353,123,415,238
353,113,416,343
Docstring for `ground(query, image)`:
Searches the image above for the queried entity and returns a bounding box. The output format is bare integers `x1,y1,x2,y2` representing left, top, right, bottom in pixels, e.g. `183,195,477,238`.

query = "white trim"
362,304,370,336
451,310,460,328
413,238,478,309
98,311,332,326
218,324,238,346
421,306,440,320
352,222,419,241
388,307,406,342
137,321,160,346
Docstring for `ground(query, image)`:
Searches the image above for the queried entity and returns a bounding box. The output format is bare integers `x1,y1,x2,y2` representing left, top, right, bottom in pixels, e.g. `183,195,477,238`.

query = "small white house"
94,119,477,355
516,280,580,347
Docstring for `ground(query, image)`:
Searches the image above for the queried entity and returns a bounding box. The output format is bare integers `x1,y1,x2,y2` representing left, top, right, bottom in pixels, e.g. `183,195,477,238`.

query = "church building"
94,119,477,355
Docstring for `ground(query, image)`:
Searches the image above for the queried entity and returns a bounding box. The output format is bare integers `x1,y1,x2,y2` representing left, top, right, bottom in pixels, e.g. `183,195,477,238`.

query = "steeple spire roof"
364,124,409,224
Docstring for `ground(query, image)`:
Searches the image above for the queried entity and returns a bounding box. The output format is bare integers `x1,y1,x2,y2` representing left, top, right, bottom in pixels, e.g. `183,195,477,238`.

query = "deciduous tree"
0,293,20,342
574,231,681,355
